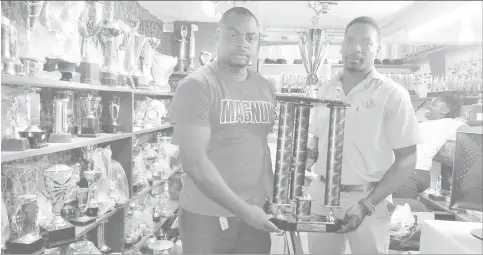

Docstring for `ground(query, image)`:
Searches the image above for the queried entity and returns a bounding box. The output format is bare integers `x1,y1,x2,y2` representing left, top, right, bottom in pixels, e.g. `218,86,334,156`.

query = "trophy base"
18,131,48,149
133,183,145,194
428,193,448,201
1,137,31,151
60,71,81,83
269,214,343,233
105,123,124,134
58,60,80,82
5,233,44,254
133,75,150,89
100,71,119,86
79,127,100,138
78,62,101,85
2,61,16,75
49,133,73,143
85,207,99,217
40,222,76,248
69,215,97,226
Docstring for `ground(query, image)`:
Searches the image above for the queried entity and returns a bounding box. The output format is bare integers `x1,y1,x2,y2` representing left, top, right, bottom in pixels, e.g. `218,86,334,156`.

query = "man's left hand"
337,203,368,233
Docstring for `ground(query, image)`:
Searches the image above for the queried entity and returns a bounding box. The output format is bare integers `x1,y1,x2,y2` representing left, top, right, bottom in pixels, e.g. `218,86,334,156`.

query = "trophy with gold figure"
1,89,30,151
38,164,80,248
3,164,44,254
78,1,104,84
18,88,48,149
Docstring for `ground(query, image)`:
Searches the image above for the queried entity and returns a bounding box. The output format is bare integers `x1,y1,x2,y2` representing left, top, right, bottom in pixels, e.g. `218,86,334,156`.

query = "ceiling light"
201,1,225,17
407,1,480,40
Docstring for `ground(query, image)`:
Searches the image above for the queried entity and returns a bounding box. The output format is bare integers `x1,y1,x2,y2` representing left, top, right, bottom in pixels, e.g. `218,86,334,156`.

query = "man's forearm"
264,148,274,200
185,156,248,216
365,149,417,206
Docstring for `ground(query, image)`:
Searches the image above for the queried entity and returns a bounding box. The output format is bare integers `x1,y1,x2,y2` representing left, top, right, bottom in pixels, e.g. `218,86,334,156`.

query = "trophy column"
18,88,48,149
187,24,198,72
177,25,188,73
49,96,73,143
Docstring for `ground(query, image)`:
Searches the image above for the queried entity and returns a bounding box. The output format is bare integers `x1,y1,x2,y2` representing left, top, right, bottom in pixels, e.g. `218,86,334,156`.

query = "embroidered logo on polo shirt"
364,97,376,109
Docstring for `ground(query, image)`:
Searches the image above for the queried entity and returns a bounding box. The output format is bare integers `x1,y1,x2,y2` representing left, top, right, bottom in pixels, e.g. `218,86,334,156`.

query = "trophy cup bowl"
79,96,102,137
69,187,96,226
1,95,31,151
106,96,123,133
78,1,104,85
49,98,73,143
39,165,77,248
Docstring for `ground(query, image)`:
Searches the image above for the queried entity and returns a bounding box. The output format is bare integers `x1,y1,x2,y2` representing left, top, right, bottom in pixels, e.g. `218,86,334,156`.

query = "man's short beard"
345,66,364,73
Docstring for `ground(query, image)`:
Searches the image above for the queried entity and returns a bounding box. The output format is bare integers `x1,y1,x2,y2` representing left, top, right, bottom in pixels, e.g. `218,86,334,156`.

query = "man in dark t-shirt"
169,7,280,254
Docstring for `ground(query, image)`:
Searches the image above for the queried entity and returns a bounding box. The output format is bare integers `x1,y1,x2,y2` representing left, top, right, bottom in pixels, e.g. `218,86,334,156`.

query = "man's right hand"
240,204,282,233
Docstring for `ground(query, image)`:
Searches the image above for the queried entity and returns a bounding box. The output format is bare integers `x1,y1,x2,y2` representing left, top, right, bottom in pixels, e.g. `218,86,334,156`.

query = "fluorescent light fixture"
407,1,481,40
201,1,216,17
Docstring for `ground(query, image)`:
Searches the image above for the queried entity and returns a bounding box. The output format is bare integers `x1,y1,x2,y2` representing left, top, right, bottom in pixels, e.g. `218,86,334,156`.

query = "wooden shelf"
1,133,132,162
1,75,132,93
133,124,173,136
1,75,175,97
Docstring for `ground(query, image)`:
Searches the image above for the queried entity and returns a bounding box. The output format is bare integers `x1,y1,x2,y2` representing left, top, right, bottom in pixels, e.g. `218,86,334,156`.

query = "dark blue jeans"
393,169,431,199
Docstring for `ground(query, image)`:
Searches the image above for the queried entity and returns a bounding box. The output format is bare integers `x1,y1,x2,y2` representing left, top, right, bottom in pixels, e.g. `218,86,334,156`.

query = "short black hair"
439,95,463,118
345,16,382,43
219,7,259,27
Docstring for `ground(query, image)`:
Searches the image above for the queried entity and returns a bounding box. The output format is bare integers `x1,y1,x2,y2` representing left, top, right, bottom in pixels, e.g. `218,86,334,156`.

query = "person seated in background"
393,95,468,200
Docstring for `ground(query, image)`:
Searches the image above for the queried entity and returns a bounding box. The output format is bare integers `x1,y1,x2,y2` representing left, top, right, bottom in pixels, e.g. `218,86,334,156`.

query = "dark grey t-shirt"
169,60,276,216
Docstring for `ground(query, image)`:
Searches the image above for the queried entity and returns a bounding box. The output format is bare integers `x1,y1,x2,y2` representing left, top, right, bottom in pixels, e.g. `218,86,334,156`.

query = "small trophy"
133,99,147,131
3,164,44,254
1,94,31,151
187,24,198,72
177,25,188,72
18,88,48,149
79,94,102,137
106,96,123,133
49,96,72,143
78,1,104,84
38,164,79,248
69,187,96,226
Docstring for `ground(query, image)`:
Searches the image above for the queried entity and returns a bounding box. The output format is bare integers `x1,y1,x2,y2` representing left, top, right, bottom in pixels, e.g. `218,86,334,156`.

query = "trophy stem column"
272,102,296,205
289,104,311,200
324,105,347,207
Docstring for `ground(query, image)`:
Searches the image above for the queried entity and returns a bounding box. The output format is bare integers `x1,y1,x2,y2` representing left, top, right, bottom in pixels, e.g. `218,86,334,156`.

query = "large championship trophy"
78,1,104,84
38,164,80,248
99,1,124,86
3,164,44,254
268,1,347,234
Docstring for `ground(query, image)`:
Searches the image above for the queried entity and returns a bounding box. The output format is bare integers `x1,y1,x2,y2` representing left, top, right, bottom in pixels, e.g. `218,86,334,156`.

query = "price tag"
219,217,229,231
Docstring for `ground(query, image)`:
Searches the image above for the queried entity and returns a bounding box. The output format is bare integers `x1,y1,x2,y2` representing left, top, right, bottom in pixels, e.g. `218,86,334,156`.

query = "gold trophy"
106,96,123,133
1,91,31,151
48,92,72,143
78,1,105,84
38,164,80,248
18,88,48,149
187,24,198,72
3,164,44,254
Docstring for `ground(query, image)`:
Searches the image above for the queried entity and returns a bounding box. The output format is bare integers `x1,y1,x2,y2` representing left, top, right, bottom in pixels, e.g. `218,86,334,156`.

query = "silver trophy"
117,21,132,87
3,164,44,254
1,16,21,75
187,24,198,72
298,27,332,98
126,18,148,89
79,94,102,137
78,1,105,84
49,94,72,143
18,88,48,149
69,187,96,226
1,90,30,151
177,25,189,72
97,221,111,254
106,96,123,133
38,164,80,248
133,99,147,131
139,37,161,88
98,2,124,87
20,1,44,76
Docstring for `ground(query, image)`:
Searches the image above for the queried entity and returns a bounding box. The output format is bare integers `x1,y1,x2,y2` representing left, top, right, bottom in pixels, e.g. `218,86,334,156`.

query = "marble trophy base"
18,130,48,149
85,206,99,217
105,123,123,134
1,137,30,151
69,215,97,226
134,75,150,89
5,233,45,254
2,60,16,75
40,221,76,248
100,71,119,87
78,62,101,85
269,214,343,233
49,133,72,143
